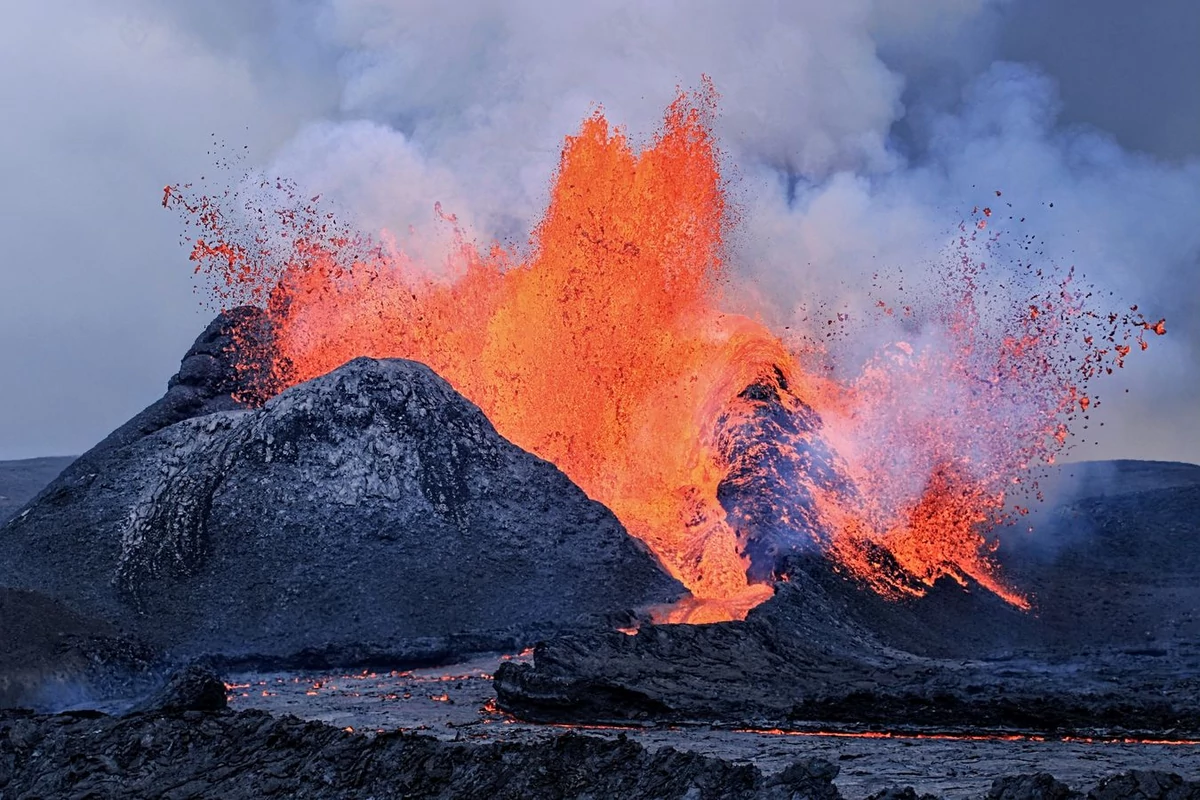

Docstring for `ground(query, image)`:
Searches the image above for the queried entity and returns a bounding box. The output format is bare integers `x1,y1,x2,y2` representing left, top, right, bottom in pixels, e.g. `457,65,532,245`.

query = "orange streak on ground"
730,728,1200,746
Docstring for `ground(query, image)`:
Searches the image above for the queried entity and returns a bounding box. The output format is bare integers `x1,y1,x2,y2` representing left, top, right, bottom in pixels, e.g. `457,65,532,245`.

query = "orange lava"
540,721,1200,746
730,727,1200,746
203,82,785,603
169,82,1160,621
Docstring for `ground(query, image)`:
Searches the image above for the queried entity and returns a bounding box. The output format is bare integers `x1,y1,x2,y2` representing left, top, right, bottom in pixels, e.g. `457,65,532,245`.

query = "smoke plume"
1,0,1196,463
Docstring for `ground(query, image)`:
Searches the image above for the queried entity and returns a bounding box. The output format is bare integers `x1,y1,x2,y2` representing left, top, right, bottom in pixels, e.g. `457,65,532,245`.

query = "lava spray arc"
166,82,1163,622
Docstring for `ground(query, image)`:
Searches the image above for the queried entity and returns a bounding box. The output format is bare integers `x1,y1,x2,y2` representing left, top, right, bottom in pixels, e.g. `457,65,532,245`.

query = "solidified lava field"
221,654,1200,799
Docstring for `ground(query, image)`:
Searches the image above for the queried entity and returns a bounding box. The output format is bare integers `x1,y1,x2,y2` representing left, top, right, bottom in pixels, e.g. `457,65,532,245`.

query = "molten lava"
168,83,1161,621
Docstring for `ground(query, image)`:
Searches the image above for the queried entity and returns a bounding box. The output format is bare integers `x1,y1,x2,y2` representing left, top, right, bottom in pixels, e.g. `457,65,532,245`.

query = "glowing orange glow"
538,722,1200,746
169,83,1160,621
730,727,1200,746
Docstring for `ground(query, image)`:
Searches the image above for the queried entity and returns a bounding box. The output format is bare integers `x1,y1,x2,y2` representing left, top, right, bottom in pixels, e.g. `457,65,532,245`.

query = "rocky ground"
495,461,1200,737
2,696,1198,799
223,654,1200,799
0,704,846,800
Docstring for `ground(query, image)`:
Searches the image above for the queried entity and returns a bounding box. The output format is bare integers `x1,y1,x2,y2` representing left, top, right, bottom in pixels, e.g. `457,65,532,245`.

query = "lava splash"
166,83,1162,621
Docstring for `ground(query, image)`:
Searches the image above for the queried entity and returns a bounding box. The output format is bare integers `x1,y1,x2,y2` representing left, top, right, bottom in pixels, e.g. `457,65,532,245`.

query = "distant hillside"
0,457,75,522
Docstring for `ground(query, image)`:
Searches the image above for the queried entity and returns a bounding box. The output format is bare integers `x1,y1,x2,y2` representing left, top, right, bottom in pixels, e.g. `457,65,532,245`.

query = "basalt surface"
497,460,1200,736
0,708,844,800
0,311,681,669
226,653,1200,799
2,707,1198,800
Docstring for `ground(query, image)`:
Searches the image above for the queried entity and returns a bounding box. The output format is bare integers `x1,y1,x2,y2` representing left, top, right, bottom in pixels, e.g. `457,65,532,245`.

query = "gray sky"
1,0,1197,462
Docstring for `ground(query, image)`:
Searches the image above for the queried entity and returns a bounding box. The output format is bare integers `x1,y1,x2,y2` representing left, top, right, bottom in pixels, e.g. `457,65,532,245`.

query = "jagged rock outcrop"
868,789,941,800
987,773,1081,800
1086,770,1200,800
713,365,843,581
0,709,844,800
1,331,682,663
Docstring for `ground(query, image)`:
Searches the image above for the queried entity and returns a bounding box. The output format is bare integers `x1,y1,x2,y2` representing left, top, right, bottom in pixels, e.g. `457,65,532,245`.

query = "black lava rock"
494,463,1200,737
129,664,227,714
0,708,845,799
1086,770,1200,800
868,788,941,800
989,772,1082,800
1,326,682,665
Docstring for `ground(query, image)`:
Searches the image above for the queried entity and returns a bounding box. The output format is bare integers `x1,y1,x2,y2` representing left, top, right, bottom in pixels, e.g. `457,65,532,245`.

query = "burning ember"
166,82,1162,621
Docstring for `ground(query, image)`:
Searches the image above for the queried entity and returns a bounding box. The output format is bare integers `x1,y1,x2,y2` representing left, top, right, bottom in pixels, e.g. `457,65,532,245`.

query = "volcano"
0,314,681,665
162,85,1165,627
0,80,1193,800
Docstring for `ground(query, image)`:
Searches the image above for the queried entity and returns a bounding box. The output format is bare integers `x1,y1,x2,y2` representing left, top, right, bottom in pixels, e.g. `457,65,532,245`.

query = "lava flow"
166,82,1163,621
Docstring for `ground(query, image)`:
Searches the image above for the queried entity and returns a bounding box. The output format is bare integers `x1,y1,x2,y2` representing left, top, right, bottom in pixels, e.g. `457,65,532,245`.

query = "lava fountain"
166,82,1163,622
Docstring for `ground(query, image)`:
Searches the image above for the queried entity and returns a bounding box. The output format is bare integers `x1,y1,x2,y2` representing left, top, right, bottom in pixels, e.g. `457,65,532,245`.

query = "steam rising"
1,0,1197,463
252,1,1200,465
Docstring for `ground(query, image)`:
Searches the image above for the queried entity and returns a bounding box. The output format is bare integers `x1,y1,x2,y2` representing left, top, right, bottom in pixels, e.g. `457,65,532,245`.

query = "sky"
1,0,1197,462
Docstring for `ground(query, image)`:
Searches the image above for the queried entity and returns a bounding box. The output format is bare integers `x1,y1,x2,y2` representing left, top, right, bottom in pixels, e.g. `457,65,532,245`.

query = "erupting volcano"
165,82,1163,622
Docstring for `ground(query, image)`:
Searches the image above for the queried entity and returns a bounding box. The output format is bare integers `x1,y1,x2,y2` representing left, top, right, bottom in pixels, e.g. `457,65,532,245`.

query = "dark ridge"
1,346,682,671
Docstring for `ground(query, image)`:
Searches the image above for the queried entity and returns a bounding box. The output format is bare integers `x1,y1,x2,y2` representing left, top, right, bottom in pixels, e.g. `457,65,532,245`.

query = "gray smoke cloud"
1,0,1196,463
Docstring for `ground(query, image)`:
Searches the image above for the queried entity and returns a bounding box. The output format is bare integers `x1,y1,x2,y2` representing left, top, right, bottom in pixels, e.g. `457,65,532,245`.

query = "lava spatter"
166,83,1161,619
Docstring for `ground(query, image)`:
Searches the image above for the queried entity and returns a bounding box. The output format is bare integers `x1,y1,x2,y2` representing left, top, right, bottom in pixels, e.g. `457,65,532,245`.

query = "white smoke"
254,0,975,238
222,1,1196,463
3,0,1196,463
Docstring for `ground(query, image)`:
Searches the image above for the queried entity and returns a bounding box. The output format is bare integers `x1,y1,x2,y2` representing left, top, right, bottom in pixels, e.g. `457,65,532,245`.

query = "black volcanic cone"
0,313,682,664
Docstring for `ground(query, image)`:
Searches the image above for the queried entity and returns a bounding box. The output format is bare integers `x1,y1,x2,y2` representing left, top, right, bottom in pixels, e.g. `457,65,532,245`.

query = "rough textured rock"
0,588,154,710
1,344,681,664
989,773,1082,800
1,707,1194,798
1089,767,1200,800
867,789,941,800
497,461,1200,736
129,664,227,714
712,365,842,580
1086,770,1200,800
0,708,843,800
